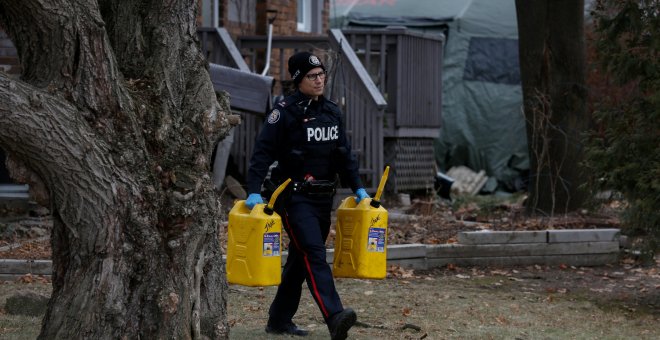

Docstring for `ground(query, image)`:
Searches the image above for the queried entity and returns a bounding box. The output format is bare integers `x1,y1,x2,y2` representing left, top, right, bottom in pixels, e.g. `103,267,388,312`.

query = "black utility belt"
292,180,337,197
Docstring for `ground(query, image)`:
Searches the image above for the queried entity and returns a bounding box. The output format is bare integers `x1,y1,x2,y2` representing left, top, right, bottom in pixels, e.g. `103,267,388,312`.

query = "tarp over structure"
331,0,528,193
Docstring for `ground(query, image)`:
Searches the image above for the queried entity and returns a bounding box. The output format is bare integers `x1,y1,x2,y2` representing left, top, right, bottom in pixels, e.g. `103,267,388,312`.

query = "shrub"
585,0,659,263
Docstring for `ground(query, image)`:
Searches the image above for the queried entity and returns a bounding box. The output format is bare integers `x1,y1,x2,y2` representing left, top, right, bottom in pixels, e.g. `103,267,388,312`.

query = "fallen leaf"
402,307,412,316
17,273,34,283
490,270,510,276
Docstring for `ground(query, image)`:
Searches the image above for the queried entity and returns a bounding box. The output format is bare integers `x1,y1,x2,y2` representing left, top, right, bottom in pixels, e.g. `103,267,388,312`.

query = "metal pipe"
261,20,273,76
213,0,219,27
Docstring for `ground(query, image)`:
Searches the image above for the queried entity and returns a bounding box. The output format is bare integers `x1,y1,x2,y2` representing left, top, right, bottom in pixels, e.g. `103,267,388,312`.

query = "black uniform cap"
288,51,326,86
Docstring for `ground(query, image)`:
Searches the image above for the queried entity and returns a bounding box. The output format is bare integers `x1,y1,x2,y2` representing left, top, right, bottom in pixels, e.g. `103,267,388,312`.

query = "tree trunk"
0,1,232,338
515,0,590,215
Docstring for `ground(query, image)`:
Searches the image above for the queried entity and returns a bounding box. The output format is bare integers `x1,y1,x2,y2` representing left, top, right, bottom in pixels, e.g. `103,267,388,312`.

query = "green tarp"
331,0,528,192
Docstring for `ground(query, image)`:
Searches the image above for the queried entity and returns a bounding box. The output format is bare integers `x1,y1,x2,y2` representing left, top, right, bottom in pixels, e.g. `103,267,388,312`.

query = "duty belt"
292,180,337,198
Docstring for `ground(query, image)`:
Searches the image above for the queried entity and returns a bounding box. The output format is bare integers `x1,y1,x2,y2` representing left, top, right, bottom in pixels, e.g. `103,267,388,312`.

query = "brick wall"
267,0,330,93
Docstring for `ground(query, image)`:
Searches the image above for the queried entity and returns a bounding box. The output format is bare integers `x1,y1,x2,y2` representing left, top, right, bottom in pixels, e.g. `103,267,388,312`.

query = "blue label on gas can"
367,227,386,252
263,232,280,256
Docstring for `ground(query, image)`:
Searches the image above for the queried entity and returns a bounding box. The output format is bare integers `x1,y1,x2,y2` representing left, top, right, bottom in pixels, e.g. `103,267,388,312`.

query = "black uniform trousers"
269,193,343,325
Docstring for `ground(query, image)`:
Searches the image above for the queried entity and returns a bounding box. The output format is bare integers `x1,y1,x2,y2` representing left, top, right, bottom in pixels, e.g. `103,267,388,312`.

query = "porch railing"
340,27,444,192
341,26,444,137
198,27,250,71
235,30,386,191
197,26,443,193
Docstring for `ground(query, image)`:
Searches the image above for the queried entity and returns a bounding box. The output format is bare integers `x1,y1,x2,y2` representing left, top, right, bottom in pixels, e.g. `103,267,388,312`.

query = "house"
197,1,335,193
0,1,444,200
198,0,331,93
199,0,444,194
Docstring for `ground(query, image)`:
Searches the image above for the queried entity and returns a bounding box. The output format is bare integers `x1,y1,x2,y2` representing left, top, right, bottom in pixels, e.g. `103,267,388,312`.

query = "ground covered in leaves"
1,194,659,339
0,192,623,259
2,259,658,339
225,260,659,339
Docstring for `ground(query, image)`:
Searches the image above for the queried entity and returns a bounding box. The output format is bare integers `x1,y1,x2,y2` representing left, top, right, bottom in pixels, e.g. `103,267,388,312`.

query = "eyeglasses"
305,71,326,81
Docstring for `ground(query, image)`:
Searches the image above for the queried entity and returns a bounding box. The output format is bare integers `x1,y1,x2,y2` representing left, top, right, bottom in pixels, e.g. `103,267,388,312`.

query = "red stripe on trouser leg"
283,211,330,318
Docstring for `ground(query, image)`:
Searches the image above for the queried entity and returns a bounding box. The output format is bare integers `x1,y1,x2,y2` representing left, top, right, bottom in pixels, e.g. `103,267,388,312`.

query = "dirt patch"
226,260,659,339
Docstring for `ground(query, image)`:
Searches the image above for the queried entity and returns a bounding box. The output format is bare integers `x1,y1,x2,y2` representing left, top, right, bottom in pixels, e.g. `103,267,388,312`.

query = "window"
228,0,256,25
297,0,312,32
297,0,322,33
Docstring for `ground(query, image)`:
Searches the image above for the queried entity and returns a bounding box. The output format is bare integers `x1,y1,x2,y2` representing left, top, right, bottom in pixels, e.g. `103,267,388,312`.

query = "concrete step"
427,253,619,268
458,229,620,245
0,259,52,275
458,230,547,244
426,241,620,258
548,229,621,243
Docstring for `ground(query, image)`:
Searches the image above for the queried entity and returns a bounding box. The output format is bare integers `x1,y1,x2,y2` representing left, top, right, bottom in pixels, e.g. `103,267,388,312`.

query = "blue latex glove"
245,193,264,210
355,188,370,203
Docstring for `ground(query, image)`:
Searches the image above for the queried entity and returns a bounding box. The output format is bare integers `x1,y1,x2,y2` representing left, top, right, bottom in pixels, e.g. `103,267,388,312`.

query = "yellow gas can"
333,166,390,279
226,179,291,286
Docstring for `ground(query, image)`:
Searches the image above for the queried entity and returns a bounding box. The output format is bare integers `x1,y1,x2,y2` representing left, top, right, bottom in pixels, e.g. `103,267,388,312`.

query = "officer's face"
299,67,325,100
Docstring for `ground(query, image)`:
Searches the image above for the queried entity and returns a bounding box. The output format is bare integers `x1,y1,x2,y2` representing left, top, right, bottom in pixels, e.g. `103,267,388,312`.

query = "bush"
585,0,660,263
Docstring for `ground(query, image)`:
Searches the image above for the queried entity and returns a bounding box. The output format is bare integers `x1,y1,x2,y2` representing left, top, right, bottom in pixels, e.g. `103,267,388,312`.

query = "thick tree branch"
99,0,230,165
0,0,131,118
0,74,136,257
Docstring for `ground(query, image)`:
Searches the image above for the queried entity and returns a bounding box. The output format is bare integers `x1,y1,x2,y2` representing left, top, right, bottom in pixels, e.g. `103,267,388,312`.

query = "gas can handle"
370,166,390,208
264,178,292,215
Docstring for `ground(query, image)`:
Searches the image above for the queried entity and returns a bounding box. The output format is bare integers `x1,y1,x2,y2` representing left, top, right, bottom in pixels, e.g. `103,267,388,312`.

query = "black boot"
265,321,309,336
328,308,357,340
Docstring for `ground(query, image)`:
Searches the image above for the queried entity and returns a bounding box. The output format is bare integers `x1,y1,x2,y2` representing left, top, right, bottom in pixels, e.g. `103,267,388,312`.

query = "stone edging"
0,229,622,281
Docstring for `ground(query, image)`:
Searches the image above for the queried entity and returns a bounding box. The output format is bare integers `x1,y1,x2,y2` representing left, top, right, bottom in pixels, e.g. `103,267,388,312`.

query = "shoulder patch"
267,109,281,124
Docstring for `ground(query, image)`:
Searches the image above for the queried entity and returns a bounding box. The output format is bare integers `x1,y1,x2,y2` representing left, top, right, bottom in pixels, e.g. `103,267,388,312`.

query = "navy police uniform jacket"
246,90,363,195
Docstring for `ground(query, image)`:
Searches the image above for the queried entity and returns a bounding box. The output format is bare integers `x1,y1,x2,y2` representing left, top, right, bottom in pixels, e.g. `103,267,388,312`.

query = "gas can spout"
370,166,390,208
265,178,292,215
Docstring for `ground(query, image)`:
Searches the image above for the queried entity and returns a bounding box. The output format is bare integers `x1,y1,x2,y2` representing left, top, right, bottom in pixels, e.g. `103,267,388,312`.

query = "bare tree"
0,0,232,338
515,0,590,215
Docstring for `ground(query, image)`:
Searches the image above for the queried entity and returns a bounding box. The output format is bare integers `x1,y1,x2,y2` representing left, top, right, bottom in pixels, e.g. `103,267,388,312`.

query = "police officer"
245,51,370,339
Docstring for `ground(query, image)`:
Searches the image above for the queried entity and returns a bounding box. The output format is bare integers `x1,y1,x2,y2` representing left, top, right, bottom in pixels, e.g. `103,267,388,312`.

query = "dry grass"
1,263,658,339
227,264,659,340
0,281,50,340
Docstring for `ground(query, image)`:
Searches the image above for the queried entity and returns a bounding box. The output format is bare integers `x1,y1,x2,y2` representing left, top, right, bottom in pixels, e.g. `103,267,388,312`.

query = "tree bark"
515,0,590,215
0,0,232,338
